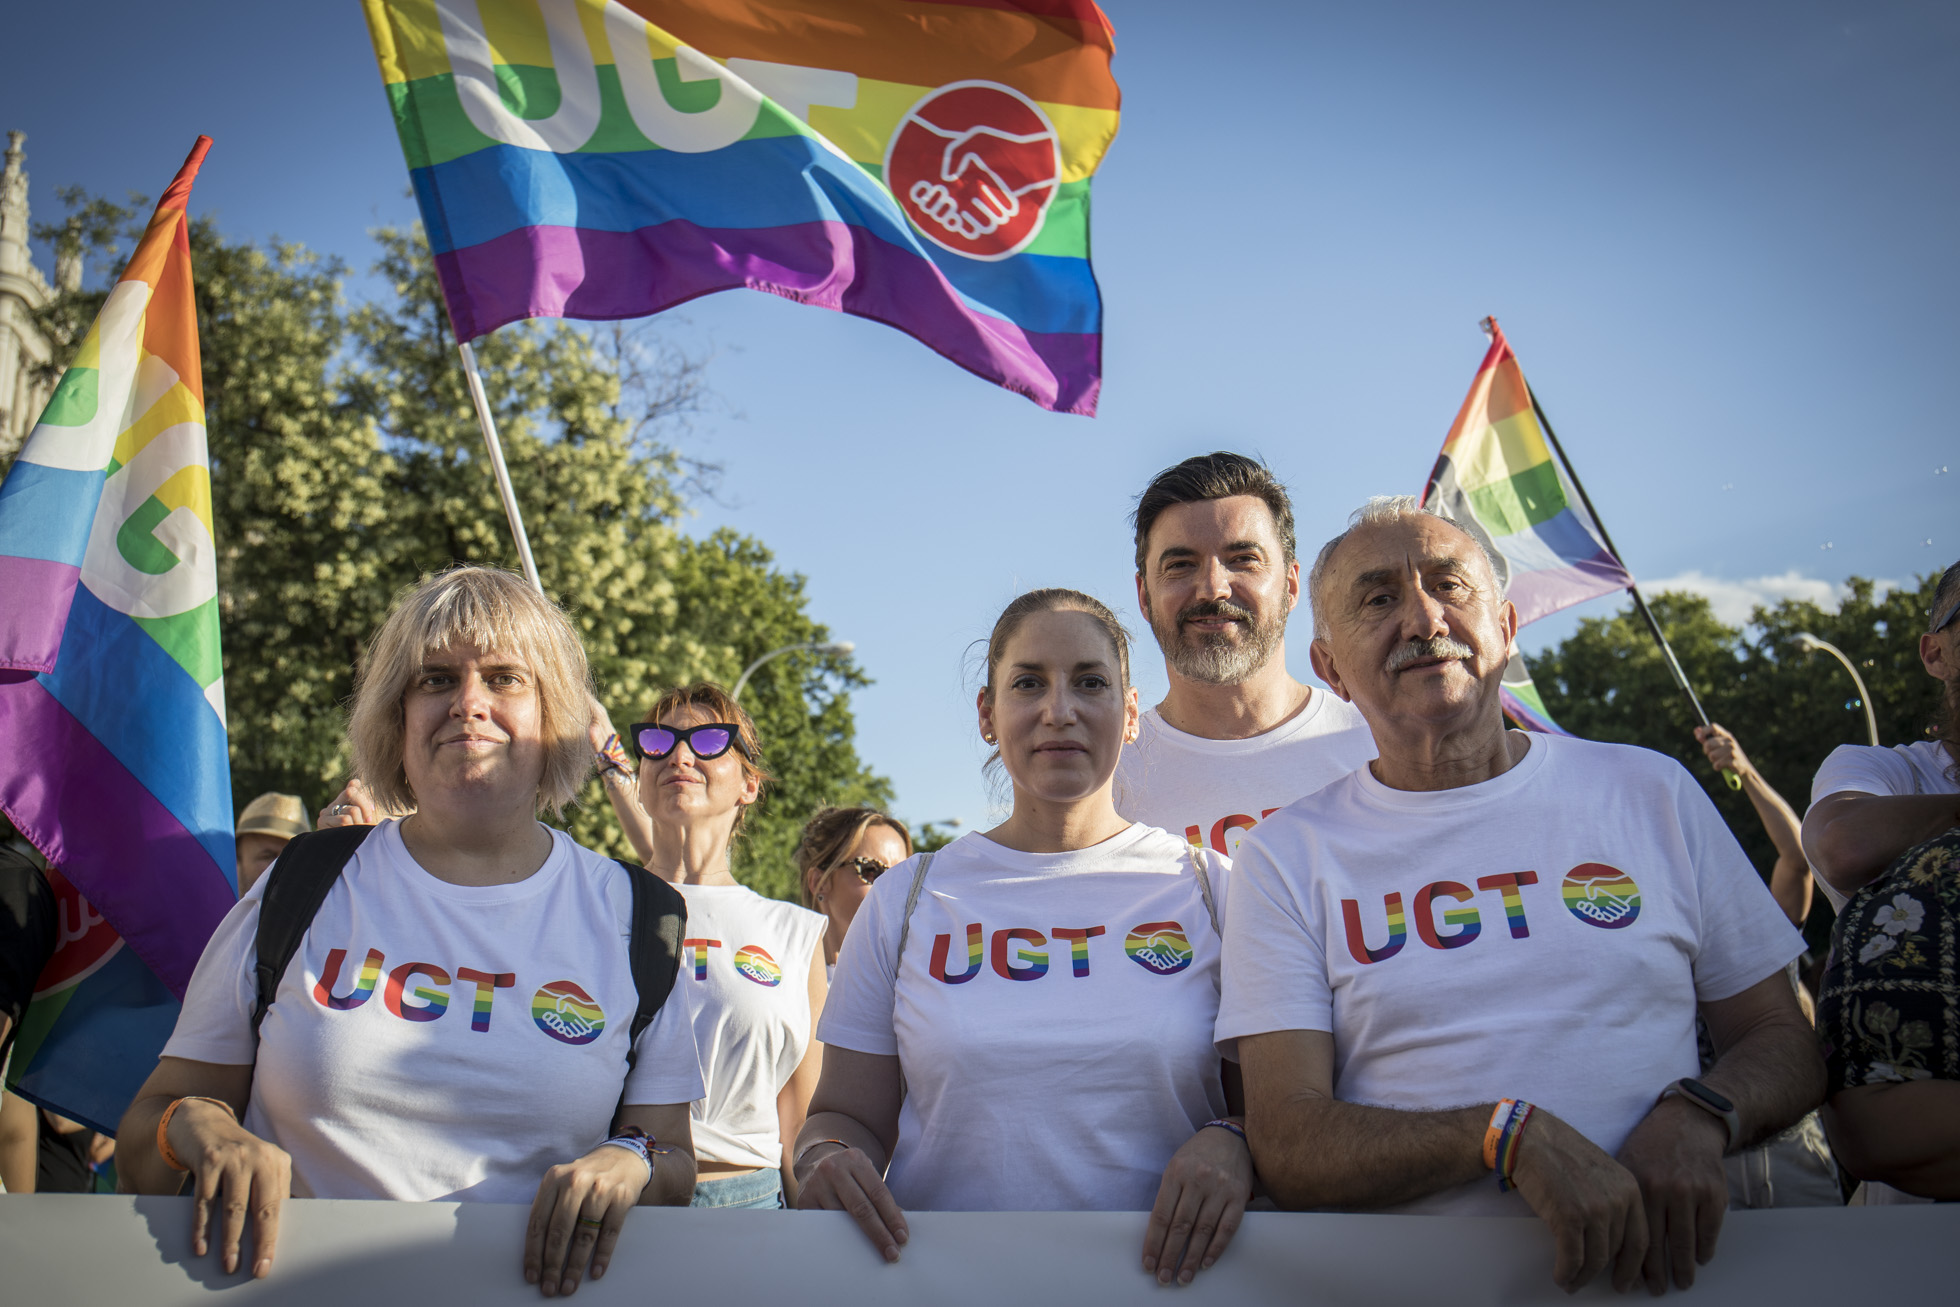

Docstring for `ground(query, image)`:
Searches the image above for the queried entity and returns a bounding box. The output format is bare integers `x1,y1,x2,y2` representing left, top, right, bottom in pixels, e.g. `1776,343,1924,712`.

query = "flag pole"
457,340,543,594
1519,378,1741,789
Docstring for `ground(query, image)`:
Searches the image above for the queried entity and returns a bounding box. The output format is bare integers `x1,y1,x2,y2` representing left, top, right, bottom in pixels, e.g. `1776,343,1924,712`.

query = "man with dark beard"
1115,453,1375,855
1803,560,1960,914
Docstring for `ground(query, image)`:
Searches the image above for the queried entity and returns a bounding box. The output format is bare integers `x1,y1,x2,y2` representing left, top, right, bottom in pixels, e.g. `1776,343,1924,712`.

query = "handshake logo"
886,81,1062,261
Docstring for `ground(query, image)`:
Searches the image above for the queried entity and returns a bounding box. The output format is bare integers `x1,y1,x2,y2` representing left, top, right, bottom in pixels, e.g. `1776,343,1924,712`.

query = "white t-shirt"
1217,734,1804,1216
819,824,1230,1213
1114,691,1377,856
1807,740,1960,911
673,882,826,1169
163,821,706,1203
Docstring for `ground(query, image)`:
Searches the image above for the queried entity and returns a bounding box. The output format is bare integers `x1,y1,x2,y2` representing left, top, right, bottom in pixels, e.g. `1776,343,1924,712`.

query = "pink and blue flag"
0,138,235,1133
1421,319,1633,735
361,0,1120,414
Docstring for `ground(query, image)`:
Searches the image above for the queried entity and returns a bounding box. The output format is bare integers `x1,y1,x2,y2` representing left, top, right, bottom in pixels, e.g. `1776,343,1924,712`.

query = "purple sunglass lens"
636,726,678,757
691,727,733,757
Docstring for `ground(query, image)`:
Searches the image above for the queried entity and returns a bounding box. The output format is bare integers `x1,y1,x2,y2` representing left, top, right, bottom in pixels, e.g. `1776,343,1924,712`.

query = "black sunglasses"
627,721,753,762
828,855,890,885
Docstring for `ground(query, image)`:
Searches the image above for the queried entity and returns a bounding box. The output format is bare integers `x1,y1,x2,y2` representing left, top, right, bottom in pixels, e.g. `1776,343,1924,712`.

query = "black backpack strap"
616,859,685,1070
252,825,373,1040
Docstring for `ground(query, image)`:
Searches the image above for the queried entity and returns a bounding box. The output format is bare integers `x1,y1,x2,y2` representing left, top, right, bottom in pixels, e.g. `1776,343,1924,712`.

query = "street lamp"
1795,632,1879,747
731,640,855,702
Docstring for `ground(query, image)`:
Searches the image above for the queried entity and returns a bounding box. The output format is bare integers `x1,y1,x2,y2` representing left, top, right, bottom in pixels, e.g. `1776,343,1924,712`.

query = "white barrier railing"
1,1194,1954,1305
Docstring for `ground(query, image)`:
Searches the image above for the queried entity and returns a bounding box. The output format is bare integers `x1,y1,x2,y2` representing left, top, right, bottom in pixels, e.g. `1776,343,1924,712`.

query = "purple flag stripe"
436,219,1102,416
0,556,80,674
0,676,234,997
1506,553,1633,627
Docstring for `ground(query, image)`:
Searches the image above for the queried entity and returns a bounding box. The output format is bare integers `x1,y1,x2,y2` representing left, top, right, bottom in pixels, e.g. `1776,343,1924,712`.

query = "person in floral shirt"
1816,829,1960,1201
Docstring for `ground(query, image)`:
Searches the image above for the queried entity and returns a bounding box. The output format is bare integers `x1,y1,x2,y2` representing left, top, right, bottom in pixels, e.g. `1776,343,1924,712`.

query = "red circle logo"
885,81,1061,261
35,868,125,997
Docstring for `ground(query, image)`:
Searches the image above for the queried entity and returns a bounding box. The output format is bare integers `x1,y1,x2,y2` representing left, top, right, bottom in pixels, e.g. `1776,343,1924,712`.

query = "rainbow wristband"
1494,1102,1535,1193
1202,1118,1247,1143
596,732,633,776
1483,1099,1518,1171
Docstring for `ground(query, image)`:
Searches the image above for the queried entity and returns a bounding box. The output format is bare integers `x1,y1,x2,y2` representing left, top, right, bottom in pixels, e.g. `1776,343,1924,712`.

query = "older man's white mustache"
1385,636,1475,673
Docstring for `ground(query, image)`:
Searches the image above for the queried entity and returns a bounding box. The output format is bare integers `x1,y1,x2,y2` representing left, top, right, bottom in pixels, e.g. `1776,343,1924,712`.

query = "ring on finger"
577,1217,603,1229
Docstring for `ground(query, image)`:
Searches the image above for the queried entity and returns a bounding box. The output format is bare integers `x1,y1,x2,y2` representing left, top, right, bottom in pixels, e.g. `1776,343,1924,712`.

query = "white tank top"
673,883,826,1168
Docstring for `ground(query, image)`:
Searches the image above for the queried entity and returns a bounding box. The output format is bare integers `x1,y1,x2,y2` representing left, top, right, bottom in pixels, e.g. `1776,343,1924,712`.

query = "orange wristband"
156,1095,237,1172
1483,1099,1518,1170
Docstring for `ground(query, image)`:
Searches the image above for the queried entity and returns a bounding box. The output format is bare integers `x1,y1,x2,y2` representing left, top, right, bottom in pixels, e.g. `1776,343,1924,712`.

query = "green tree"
1527,575,1948,944
18,198,887,900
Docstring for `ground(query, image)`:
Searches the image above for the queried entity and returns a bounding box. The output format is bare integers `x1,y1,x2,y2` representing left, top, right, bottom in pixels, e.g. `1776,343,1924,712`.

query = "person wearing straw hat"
233,794,309,897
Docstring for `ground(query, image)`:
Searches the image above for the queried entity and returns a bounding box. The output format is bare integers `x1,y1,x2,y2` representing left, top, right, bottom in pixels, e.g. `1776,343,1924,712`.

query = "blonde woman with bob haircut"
795,589,1253,1287
589,682,828,1210
119,566,706,1299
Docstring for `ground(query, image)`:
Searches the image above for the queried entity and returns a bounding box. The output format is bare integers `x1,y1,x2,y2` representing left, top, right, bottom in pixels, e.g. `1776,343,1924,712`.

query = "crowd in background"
1,452,1955,1297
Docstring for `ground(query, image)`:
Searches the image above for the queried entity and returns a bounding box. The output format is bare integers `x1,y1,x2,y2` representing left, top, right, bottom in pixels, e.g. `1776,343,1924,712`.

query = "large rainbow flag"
1421,318,1633,734
0,139,236,1133
362,0,1119,415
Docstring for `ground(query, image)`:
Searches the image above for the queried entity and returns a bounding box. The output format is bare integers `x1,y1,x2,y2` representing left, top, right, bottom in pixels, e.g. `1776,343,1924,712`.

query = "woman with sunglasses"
794,809,915,980
594,682,827,1210
794,589,1251,1287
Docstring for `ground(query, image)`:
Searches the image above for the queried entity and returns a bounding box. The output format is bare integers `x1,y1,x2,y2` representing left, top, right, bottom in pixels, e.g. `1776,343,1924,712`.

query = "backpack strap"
252,824,374,1040
892,851,936,975
617,859,685,1070
1188,843,1220,936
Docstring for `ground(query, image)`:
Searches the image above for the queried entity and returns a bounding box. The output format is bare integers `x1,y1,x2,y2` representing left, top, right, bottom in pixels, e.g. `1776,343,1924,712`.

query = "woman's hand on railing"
1142,1121,1254,1285
796,1143,910,1263
524,1143,651,1297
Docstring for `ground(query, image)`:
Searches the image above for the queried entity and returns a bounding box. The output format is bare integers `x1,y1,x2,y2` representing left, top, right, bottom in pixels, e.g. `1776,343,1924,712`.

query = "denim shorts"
690,1169,784,1209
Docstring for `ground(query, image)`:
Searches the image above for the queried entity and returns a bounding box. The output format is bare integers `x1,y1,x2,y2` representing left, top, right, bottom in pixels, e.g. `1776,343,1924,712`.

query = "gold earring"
983,733,997,745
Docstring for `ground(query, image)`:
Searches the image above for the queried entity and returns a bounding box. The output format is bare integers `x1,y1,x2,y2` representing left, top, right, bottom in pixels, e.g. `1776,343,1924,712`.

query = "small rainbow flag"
0,139,236,1132
1421,319,1632,735
361,0,1120,415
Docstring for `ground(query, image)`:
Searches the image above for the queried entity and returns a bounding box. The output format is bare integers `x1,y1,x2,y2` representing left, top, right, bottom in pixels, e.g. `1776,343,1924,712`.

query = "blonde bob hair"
349,566,594,816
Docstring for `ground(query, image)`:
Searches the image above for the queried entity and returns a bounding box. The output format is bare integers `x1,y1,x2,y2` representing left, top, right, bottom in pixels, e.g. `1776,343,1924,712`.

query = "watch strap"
1661,1077,1741,1152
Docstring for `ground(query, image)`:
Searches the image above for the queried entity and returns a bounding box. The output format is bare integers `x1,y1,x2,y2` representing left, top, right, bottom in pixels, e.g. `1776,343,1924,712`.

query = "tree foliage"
1526,576,1948,943
17,203,890,900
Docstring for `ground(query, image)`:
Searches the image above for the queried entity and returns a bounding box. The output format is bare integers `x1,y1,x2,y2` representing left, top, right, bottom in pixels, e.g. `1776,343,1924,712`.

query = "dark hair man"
1803,560,1960,913
1220,497,1822,1295
1116,452,1374,853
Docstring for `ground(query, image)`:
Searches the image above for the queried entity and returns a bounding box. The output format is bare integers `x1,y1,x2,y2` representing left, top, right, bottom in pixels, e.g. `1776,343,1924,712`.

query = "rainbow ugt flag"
362,0,1119,414
1421,318,1633,734
0,138,236,1133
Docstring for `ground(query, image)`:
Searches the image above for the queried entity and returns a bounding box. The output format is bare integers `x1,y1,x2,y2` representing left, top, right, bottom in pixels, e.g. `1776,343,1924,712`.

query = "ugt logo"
885,81,1061,261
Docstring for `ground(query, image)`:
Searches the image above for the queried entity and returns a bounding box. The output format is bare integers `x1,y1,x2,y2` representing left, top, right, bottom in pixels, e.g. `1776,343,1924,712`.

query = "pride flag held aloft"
1421,318,1635,735
362,0,1120,415
0,139,236,1132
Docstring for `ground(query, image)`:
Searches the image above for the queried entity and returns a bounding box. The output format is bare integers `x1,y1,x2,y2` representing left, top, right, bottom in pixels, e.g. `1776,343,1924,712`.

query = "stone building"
0,131,72,464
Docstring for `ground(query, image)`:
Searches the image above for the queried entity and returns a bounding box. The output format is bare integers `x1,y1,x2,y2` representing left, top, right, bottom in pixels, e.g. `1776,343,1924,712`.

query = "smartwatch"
1660,1078,1741,1152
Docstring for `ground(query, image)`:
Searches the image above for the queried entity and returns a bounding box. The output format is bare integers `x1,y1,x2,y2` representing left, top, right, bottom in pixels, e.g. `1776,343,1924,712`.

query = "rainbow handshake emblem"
362,0,1120,413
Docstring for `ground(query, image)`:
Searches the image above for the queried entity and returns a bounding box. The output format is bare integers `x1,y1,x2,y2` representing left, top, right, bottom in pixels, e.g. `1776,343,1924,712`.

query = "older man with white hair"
1218,497,1823,1295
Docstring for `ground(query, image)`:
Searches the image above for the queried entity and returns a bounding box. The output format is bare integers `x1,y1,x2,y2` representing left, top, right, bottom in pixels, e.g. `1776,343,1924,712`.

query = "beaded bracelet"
156,1096,237,1172
1201,1118,1247,1142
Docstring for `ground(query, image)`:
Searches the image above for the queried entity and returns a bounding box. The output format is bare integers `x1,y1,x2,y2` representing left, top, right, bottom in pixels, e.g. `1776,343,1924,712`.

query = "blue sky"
4,1,1953,834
